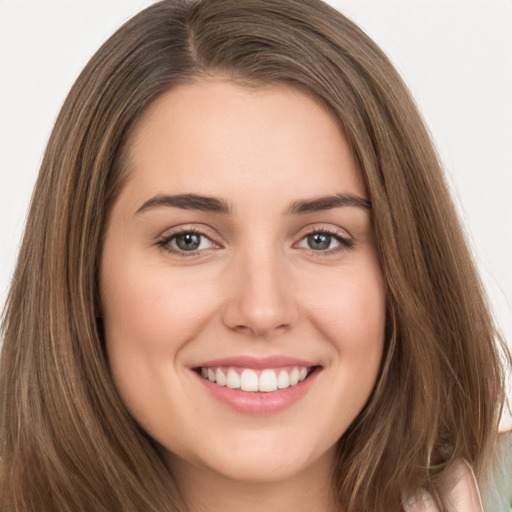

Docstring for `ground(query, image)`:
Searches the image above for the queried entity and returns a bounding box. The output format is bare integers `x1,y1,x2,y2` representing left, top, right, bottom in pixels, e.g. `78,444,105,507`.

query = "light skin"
100,80,386,512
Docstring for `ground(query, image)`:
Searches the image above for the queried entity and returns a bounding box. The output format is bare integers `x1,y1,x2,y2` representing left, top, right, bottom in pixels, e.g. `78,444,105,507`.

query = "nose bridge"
222,239,297,336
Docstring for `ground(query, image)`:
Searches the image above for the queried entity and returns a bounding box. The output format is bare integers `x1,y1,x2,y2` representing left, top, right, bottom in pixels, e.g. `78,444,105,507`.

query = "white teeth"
289,367,300,386
240,369,259,391
277,370,290,389
199,365,313,392
226,368,241,389
259,369,278,392
215,368,226,386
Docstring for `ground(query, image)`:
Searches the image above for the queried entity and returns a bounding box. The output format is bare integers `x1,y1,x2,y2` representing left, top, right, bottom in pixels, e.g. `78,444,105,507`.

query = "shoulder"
482,417,512,512
404,459,484,512
407,407,512,512
442,459,485,512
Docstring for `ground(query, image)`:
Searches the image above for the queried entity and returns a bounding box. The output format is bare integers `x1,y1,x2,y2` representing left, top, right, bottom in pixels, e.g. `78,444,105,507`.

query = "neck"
166,449,340,512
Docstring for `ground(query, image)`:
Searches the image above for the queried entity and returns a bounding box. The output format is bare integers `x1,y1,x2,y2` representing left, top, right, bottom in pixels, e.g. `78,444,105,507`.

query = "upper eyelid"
157,223,351,238
158,225,220,241
295,223,353,241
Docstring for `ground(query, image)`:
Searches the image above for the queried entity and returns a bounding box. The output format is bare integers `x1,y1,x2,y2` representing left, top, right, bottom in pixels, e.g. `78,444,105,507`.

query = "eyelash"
156,228,217,257
302,228,354,255
156,227,354,257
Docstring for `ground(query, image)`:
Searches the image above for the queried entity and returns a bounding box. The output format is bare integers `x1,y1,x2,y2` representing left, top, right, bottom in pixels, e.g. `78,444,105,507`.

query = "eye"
304,233,336,251
157,230,218,255
296,229,353,253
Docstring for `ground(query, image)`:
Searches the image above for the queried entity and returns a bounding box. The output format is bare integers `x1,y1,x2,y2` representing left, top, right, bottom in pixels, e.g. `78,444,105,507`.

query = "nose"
221,249,299,337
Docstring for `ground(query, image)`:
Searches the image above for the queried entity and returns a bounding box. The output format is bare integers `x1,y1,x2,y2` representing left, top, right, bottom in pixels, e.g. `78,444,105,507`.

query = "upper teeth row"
200,367,309,392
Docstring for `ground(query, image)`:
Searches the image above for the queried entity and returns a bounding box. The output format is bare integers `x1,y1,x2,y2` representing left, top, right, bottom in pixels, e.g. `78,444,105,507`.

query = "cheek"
100,256,216,356
306,266,386,355
312,266,386,421
99,254,218,429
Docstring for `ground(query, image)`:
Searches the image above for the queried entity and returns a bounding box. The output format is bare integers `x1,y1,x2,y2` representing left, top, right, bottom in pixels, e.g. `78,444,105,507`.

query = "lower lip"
194,368,321,415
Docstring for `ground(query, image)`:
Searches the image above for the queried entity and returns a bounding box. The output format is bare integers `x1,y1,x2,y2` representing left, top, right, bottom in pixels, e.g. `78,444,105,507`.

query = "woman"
0,1,508,510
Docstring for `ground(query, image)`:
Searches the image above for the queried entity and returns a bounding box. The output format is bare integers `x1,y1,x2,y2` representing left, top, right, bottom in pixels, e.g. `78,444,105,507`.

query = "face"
100,80,386,485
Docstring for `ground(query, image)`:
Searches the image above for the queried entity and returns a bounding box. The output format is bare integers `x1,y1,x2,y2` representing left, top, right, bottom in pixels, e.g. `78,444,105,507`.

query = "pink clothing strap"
404,459,483,512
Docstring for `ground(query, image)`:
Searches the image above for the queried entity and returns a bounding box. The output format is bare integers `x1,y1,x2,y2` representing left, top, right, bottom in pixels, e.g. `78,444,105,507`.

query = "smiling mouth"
194,365,318,393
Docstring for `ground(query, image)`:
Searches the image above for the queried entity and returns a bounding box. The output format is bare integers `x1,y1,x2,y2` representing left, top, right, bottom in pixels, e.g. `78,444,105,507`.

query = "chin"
164,430,337,485
201,453,315,484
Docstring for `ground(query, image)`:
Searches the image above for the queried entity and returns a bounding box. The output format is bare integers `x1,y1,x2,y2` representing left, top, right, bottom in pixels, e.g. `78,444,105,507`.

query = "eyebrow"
135,192,371,216
284,194,371,214
135,194,232,215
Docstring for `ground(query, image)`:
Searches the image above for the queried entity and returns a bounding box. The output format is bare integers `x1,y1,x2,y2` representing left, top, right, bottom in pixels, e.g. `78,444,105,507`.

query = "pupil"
308,233,331,250
176,233,200,251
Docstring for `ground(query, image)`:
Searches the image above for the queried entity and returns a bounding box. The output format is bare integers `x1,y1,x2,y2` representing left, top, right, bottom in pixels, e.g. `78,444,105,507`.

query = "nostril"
221,275,299,336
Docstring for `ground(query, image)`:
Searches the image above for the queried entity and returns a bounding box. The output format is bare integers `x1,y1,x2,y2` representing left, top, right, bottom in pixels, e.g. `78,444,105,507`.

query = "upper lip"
192,355,319,370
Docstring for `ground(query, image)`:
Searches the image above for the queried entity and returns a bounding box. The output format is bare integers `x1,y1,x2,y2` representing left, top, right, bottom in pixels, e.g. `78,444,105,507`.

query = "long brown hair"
1,1,507,511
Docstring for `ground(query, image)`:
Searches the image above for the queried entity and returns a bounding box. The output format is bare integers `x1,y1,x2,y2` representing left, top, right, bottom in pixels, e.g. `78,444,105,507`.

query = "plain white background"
1,0,511,358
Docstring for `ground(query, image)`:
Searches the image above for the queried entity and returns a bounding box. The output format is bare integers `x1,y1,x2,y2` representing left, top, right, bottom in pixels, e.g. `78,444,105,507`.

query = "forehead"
120,79,365,207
